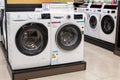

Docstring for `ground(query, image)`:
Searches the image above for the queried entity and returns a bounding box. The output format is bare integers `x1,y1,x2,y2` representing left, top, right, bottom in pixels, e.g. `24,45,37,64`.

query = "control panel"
103,9,116,14
9,12,51,21
11,14,28,21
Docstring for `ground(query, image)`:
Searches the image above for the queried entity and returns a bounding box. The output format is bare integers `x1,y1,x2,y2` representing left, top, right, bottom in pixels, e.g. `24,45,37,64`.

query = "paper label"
42,3,50,11
51,50,58,65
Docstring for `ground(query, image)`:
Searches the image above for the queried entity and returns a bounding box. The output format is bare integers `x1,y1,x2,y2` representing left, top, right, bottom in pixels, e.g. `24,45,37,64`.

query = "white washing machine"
6,12,51,70
1,12,7,50
100,4,118,44
76,3,91,35
0,9,4,42
86,4,102,39
0,0,5,42
51,12,85,65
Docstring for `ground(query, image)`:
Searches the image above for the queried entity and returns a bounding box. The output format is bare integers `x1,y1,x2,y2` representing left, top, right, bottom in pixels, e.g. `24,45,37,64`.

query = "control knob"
67,15,71,19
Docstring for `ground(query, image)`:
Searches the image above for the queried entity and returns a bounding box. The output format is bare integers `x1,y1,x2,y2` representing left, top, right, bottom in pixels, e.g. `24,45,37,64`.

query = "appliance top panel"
90,5,102,8
7,12,51,21
104,5,118,9
51,12,72,19
51,12,84,20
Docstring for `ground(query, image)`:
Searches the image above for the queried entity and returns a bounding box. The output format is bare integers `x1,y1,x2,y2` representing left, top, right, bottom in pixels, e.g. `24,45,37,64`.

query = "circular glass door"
16,23,48,56
56,24,82,50
101,15,114,34
89,16,97,29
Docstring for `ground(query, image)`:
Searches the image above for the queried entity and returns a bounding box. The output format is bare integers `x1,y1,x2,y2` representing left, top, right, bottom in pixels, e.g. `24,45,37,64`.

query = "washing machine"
100,4,118,44
76,3,91,35
2,12,7,50
86,4,102,39
0,0,5,42
6,12,51,70
0,9,4,42
51,12,85,65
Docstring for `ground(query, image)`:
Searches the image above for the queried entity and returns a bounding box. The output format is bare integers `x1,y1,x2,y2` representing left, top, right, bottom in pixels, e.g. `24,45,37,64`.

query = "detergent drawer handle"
13,20,27,21
53,16,64,19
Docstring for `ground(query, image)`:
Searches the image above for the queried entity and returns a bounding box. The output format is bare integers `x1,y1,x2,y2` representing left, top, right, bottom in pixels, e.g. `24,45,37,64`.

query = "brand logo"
51,21,61,24
53,16,64,19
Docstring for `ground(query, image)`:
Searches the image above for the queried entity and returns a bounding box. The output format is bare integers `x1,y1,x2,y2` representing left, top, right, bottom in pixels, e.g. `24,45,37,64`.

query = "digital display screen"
74,14,83,19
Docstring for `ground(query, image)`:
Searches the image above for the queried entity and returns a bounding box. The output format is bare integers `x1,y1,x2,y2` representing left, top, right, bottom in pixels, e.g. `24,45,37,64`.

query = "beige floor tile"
84,42,120,79
0,62,11,80
103,75,120,80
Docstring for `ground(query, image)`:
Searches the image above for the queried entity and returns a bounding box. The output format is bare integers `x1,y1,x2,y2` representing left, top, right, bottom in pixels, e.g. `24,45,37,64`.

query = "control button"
107,11,110,13
74,8,77,10
97,10,101,12
111,11,115,13
86,9,89,11
67,15,71,19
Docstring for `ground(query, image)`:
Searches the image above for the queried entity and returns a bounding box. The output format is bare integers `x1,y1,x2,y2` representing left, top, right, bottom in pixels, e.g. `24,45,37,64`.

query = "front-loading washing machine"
6,12,51,70
76,3,91,35
100,4,118,44
0,0,5,42
51,12,85,65
1,11,7,49
86,4,102,39
0,9,4,42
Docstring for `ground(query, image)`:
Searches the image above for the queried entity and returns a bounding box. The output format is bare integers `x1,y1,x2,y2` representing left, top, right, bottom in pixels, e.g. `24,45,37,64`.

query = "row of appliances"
77,3,118,44
5,9,85,70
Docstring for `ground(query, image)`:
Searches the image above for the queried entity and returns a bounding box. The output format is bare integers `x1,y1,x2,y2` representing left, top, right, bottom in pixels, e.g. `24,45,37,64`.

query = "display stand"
114,1,120,56
1,43,86,80
85,35,115,51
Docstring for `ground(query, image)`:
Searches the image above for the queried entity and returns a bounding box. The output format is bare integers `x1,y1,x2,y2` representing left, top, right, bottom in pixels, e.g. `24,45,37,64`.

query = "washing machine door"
56,24,82,50
101,15,114,34
16,23,48,56
89,16,97,29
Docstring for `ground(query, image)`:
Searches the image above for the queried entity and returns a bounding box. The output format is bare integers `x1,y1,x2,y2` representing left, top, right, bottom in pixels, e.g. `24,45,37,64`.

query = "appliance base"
85,35,115,51
114,48,120,56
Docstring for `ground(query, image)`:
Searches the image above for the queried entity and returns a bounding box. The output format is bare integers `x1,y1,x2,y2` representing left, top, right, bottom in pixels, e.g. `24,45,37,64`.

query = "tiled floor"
0,42,120,80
